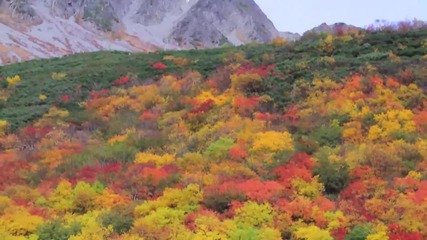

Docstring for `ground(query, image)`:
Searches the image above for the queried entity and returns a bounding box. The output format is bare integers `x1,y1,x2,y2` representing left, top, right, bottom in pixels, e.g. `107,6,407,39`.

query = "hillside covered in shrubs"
0,23,426,239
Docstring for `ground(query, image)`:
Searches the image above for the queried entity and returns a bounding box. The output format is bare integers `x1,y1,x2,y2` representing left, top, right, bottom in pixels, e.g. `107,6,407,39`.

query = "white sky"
255,0,427,34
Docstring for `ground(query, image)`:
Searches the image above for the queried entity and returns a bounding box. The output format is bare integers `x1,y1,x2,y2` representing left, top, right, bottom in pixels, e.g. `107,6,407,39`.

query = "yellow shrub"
135,152,175,167
272,37,289,47
51,72,67,80
294,225,333,240
39,94,47,101
6,75,21,86
251,131,294,152
230,73,262,91
0,120,8,136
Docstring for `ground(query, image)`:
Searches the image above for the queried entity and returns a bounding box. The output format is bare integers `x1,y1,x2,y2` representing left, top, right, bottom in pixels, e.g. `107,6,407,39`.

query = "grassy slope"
0,29,426,130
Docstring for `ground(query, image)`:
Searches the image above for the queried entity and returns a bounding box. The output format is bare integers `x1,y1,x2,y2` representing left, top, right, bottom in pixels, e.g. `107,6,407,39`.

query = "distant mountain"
279,32,301,41
303,22,362,37
0,0,282,65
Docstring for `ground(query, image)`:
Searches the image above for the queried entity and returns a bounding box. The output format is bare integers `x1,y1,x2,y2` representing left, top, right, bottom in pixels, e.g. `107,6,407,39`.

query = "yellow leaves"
293,225,333,240
336,34,353,42
251,131,294,153
51,72,67,80
258,227,282,240
45,107,70,118
367,125,383,141
0,120,8,136
193,215,235,240
108,134,128,145
163,55,191,67
69,217,112,240
107,129,135,145
134,184,202,217
366,223,389,240
0,206,43,236
367,231,389,240
319,56,336,65
39,94,47,101
135,152,175,168
6,75,21,87
272,37,289,47
234,201,275,228
349,106,371,120
230,73,262,91
95,188,130,209
295,61,308,70
368,109,416,141
194,90,230,106
93,95,132,118
388,51,401,63
35,107,70,127
291,176,324,200
415,138,427,160
129,85,164,112
42,148,66,169
319,34,334,54
342,121,363,143
324,34,334,45
313,78,341,91
407,170,422,180
182,172,216,187
210,161,257,179
0,196,12,214
72,181,98,213
47,180,73,213
324,211,346,230
177,152,207,172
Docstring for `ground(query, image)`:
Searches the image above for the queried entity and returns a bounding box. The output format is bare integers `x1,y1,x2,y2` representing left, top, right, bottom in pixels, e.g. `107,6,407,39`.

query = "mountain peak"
0,0,281,65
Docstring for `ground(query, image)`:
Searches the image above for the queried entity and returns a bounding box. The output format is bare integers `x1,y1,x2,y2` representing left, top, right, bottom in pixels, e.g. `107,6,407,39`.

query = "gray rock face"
303,22,361,36
279,32,301,41
132,0,189,26
3,0,280,44
169,0,279,46
0,0,286,64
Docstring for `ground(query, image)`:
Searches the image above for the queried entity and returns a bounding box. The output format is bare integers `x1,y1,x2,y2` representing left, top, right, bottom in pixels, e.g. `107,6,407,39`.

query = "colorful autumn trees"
0,28,426,240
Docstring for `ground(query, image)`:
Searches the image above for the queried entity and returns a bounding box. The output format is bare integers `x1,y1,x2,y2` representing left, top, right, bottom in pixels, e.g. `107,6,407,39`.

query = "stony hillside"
0,0,280,65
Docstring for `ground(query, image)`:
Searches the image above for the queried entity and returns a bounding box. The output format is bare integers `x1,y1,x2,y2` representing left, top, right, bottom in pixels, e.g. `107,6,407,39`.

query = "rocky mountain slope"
0,0,280,65
303,22,361,36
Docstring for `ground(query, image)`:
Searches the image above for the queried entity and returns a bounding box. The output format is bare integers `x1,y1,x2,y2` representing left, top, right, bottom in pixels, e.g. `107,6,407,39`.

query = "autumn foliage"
0,27,426,240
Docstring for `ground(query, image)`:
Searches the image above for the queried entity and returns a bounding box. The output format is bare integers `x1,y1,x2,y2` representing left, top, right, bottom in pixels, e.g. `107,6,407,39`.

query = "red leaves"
60,95,70,102
235,63,276,77
139,110,160,121
112,76,129,86
236,179,284,202
388,224,424,240
76,163,122,183
228,145,248,161
233,97,259,115
386,77,401,88
408,180,427,205
89,89,110,99
413,109,427,133
273,152,315,188
190,99,215,114
152,62,168,70
283,104,299,124
254,112,273,121
399,69,414,84
142,167,169,185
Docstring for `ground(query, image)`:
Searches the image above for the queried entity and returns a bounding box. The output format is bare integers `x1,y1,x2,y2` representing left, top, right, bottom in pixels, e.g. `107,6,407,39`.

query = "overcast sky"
255,0,427,34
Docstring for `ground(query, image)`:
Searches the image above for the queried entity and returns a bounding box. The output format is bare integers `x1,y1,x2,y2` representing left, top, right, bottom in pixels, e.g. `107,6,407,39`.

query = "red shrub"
152,62,168,70
112,76,130,86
